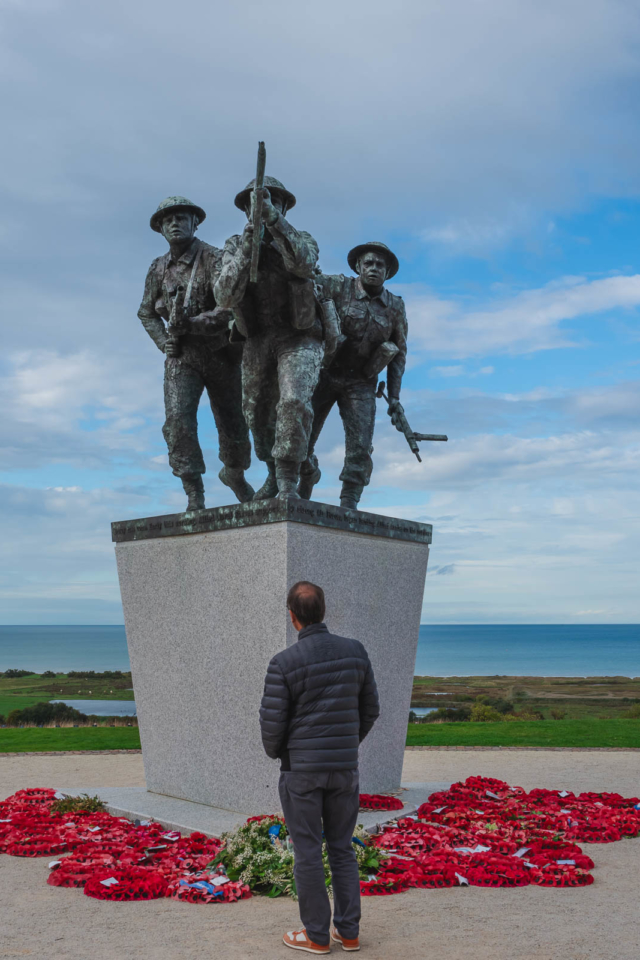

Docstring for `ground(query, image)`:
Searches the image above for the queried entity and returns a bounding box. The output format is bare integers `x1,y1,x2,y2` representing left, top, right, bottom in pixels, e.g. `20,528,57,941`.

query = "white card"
455,873,469,886
210,875,229,886
100,877,119,886
48,860,62,869
514,847,530,857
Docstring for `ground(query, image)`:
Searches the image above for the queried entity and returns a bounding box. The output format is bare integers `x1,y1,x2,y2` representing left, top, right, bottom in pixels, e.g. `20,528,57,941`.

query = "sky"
0,0,639,624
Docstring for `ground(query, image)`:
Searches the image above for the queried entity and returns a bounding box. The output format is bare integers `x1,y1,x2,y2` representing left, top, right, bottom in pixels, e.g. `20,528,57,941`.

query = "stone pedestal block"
112,500,431,813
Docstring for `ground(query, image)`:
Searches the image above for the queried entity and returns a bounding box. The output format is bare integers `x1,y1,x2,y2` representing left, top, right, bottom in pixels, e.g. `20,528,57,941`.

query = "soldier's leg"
203,348,254,503
162,357,207,509
273,336,324,498
337,380,377,509
298,373,338,500
241,335,280,500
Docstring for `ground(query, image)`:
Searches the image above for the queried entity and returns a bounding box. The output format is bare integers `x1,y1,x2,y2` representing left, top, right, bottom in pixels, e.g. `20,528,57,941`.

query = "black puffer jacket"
259,622,380,772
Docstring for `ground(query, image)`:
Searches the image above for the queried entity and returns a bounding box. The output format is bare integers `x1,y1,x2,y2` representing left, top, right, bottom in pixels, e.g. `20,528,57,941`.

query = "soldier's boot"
298,456,321,500
340,481,364,511
253,460,279,500
275,459,301,500
218,466,255,504
182,474,205,511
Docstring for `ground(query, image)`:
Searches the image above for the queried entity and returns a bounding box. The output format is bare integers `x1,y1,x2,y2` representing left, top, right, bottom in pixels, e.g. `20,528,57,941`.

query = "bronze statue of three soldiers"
138,163,431,512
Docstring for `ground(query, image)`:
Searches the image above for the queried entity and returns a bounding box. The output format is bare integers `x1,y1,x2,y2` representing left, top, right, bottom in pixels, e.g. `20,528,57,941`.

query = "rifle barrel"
413,434,448,442
250,141,266,284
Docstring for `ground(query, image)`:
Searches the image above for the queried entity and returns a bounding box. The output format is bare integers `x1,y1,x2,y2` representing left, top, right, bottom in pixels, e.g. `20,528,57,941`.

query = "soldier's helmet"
234,176,296,213
150,196,206,233
347,241,399,279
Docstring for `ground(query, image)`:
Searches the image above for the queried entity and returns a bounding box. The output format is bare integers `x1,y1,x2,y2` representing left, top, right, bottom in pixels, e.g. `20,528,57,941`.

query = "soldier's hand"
387,398,405,431
164,339,181,358
260,188,279,226
241,222,254,258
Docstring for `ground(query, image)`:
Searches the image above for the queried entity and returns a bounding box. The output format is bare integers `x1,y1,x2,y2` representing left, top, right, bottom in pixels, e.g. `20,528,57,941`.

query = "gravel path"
1,750,639,960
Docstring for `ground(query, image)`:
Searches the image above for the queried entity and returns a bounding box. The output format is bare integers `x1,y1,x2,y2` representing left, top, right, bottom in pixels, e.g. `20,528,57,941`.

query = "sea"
0,624,639,677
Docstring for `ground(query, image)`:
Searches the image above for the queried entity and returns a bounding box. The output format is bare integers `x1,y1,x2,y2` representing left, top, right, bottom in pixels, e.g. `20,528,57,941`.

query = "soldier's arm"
137,260,167,353
317,272,347,303
386,298,408,398
213,235,250,308
266,213,319,278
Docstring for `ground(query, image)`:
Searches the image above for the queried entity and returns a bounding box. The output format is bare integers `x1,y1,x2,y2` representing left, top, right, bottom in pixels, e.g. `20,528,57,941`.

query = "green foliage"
550,709,567,720
2,669,35,679
421,706,472,723
0,715,5,726
209,816,382,899
67,670,127,679
41,671,57,678
622,703,640,719
469,702,504,722
4,701,87,726
51,793,106,814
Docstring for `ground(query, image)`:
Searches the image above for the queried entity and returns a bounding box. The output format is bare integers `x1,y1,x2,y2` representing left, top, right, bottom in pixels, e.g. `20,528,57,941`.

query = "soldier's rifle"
376,380,448,463
166,284,187,355
249,141,267,284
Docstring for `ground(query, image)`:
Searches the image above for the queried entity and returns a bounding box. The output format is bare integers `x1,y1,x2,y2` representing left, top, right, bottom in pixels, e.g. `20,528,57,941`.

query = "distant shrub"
41,670,57,678
67,670,127,679
470,703,504,722
2,669,35,678
550,709,567,720
5,701,87,726
0,714,5,725
622,704,640,719
422,706,472,723
504,711,544,722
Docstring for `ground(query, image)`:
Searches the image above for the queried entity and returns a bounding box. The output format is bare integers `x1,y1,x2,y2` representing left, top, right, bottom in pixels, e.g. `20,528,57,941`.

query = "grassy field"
0,672,134,719
407,719,640,748
412,675,640,719
0,726,141,752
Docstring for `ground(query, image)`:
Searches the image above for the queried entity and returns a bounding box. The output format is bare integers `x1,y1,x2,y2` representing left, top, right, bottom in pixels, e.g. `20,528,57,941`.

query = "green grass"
0,727,141,753
406,719,640,748
0,695,57,716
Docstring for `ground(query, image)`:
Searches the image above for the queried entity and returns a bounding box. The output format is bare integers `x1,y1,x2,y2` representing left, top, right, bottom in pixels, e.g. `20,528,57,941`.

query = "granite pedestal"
112,499,431,814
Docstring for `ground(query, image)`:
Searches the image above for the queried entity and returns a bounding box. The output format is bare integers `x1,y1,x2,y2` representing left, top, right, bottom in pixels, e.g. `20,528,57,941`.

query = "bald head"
287,581,326,629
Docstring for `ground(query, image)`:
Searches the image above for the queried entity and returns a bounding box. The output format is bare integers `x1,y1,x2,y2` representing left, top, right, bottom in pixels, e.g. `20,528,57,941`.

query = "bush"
0,714,5,725
550,709,567,720
2,669,35,678
41,670,57,678
5,701,87,726
51,793,106,815
469,703,504,722
622,703,640,719
67,670,127,679
421,706,472,723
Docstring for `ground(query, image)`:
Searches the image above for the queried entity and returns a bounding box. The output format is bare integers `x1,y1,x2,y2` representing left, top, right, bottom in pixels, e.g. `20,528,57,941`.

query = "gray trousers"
279,769,361,947
163,346,251,478
305,372,377,488
242,332,323,463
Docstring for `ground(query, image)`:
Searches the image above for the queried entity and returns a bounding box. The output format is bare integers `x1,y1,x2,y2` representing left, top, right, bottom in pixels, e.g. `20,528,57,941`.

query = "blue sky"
0,0,639,624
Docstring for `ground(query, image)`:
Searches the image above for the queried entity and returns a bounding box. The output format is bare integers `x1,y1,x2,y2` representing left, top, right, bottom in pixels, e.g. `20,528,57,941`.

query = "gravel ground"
1,749,639,960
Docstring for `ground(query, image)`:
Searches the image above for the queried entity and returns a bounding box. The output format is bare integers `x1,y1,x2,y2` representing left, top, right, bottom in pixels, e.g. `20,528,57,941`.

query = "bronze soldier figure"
138,196,254,511
299,242,408,510
214,177,323,499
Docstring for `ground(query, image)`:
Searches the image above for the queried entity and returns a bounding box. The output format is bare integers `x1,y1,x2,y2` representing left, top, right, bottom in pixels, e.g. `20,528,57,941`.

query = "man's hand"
387,398,405,431
241,222,255,258
260,187,279,227
164,339,181,358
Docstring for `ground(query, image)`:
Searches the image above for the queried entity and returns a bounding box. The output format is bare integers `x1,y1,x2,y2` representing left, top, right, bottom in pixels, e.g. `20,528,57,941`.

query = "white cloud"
397,274,640,358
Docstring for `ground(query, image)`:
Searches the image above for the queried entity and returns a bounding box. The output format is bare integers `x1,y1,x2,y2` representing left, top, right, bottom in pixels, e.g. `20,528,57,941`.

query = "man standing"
214,178,323,499
260,581,380,954
299,242,408,510
138,196,254,511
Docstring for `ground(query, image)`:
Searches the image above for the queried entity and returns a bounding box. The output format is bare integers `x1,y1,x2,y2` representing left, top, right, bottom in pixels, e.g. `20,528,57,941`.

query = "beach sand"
1,749,639,960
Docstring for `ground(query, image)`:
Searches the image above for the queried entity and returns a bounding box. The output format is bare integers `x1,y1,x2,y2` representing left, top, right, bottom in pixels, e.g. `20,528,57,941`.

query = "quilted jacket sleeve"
259,656,292,760
358,655,380,742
